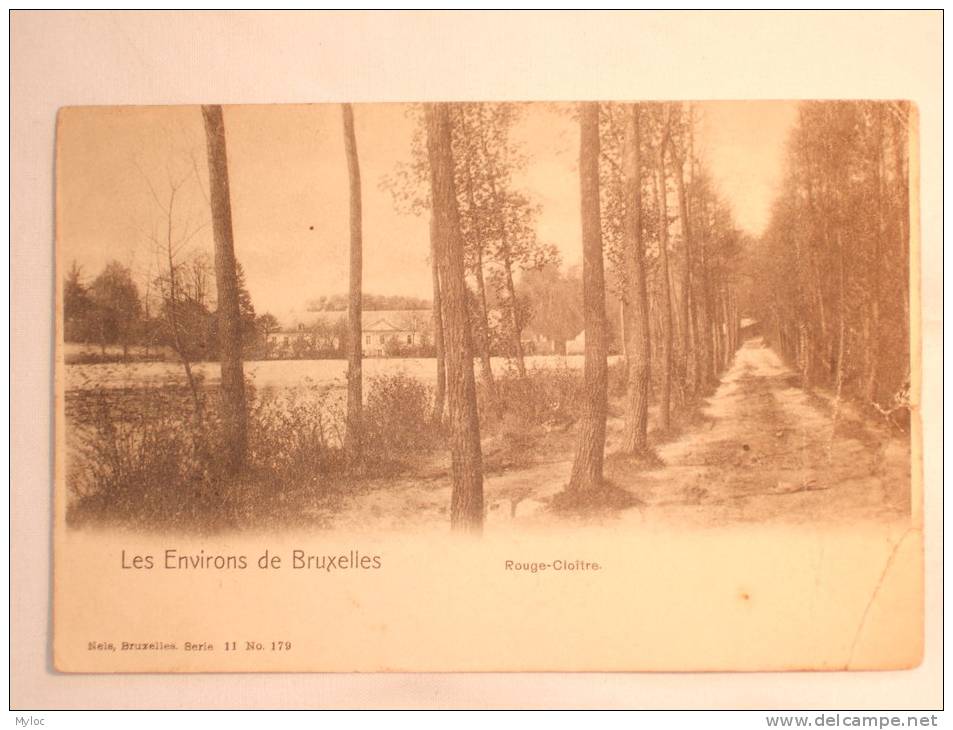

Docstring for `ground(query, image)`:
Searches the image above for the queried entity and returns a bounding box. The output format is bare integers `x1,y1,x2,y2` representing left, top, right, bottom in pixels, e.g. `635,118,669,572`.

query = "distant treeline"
306,293,432,312
62,257,273,362
63,258,612,363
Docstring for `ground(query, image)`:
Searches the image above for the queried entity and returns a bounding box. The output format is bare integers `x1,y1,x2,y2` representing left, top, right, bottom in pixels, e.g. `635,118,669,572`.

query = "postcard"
53,99,921,672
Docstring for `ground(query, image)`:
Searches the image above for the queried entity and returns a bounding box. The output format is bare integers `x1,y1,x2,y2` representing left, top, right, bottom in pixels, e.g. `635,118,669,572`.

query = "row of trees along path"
382,102,746,529
194,102,913,533
756,102,911,426
188,102,749,532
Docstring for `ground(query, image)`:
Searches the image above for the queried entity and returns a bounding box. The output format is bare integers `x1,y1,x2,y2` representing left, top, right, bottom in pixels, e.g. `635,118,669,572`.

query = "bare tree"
341,103,364,463
567,102,609,492
425,103,484,532
201,104,247,476
141,172,208,424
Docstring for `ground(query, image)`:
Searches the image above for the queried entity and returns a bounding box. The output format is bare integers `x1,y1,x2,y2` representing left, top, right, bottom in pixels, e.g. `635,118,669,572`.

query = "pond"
64,354,608,391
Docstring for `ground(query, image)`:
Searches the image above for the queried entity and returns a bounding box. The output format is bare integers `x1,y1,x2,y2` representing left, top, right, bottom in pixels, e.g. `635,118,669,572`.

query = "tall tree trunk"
791,185,813,387
462,150,501,418
818,174,838,382
655,112,674,432
426,103,484,533
831,230,848,448
805,175,829,375
568,102,608,492
695,228,714,386
864,111,885,404
797,320,810,385
619,299,627,361
711,288,723,374
718,288,730,369
502,252,527,377
620,104,652,455
669,273,684,361
721,288,734,358
671,145,698,394
479,130,527,378
474,249,503,419
430,215,446,426
342,103,363,462
688,120,713,388
732,291,740,352
201,104,247,476
162,189,204,426
835,233,847,392
892,105,910,362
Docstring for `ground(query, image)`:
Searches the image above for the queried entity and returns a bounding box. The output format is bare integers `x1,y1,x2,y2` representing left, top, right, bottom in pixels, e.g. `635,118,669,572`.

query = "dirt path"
604,337,911,529
329,338,911,533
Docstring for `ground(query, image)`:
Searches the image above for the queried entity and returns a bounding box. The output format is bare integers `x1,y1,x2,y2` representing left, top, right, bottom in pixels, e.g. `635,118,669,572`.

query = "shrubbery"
68,379,228,528
66,372,438,530
480,364,583,429
66,361,629,530
478,360,629,430
246,381,346,486
363,372,438,460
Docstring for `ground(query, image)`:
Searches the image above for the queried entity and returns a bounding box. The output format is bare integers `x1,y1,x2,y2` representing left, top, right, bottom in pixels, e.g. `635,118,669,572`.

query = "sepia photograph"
57,100,915,536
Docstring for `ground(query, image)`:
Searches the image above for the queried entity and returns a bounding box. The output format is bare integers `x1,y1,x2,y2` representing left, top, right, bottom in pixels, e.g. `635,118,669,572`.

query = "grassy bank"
66,357,721,532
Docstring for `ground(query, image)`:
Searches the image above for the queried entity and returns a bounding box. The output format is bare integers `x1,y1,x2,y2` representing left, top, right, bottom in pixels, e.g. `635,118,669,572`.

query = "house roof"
364,317,406,333
276,309,433,333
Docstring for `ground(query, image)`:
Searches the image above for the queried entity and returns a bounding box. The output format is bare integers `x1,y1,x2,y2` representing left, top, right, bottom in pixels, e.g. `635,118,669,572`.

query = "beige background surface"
12,10,943,708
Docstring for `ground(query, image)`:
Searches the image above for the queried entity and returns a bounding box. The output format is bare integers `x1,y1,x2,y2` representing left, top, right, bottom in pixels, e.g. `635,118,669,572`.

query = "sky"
58,101,798,318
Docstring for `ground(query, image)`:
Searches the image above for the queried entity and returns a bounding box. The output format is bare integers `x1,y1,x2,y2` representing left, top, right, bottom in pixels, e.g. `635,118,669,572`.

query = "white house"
266,309,433,357
360,311,432,356
565,330,585,355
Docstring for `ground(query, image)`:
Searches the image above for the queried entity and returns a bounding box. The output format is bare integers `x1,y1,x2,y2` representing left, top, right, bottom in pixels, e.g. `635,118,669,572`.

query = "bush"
66,376,350,530
67,380,226,528
363,372,437,460
364,372,437,451
481,365,583,429
66,370,442,530
246,380,346,487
